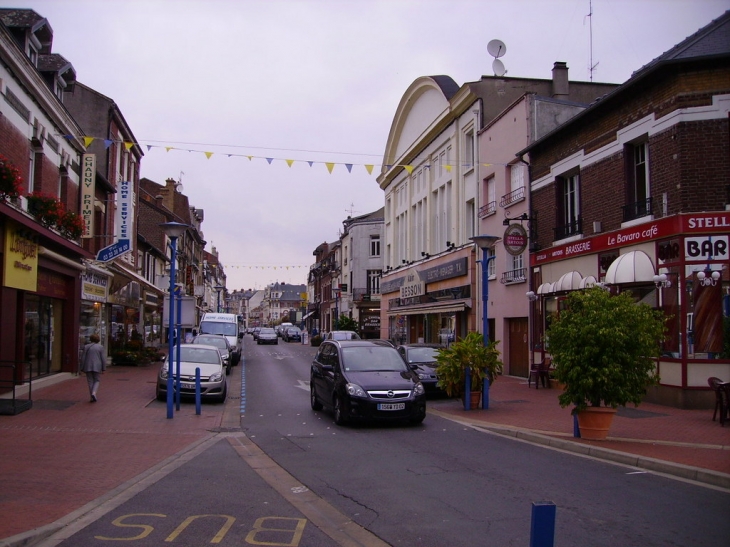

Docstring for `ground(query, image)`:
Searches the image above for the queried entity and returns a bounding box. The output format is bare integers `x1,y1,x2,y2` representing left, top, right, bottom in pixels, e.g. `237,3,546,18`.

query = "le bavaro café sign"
531,212,730,266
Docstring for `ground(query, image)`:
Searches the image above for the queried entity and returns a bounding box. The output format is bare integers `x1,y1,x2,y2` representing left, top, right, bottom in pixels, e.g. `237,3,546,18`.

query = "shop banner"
2,220,38,291
81,154,95,238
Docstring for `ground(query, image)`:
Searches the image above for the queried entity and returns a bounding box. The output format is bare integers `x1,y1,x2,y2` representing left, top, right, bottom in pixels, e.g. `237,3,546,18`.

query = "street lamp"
214,284,224,312
160,221,189,419
470,234,501,410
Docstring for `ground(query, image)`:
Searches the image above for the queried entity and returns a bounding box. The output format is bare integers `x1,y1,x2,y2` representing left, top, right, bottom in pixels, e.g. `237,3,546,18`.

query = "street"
40,336,729,547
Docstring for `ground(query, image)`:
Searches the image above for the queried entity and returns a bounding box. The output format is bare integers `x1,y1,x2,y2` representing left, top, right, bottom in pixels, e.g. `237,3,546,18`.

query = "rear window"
200,321,237,336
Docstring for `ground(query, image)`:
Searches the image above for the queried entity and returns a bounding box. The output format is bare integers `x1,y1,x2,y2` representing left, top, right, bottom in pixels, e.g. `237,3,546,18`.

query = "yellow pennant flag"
325,162,335,174
124,142,134,151
247,156,253,161
364,164,374,175
404,165,414,174
83,136,94,148
204,152,213,159
165,147,173,152
286,159,294,168
445,164,452,172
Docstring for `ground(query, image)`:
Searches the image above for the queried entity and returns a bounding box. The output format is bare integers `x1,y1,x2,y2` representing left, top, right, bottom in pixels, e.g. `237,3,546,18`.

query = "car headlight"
345,383,367,398
417,372,430,380
209,372,223,382
160,368,169,380
413,382,425,396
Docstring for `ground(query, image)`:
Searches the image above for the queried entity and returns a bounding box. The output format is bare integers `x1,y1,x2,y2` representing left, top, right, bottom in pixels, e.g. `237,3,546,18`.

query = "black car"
310,340,426,425
283,327,301,342
397,343,445,394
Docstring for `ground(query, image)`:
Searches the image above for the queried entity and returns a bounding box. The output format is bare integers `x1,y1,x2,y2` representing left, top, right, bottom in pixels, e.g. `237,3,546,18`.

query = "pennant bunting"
104,139,113,149
266,158,273,164
165,147,173,152
445,165,452,172
325,162,335,173
286,159,294,168
307,161,314,167
345,164,353,173
404,165,414,174
204,152,213,159
124,142,134,151
365,164,374,175
83,136,94,148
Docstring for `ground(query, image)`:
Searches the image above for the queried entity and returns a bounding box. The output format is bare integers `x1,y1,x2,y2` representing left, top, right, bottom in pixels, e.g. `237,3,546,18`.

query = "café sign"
503,223,528,255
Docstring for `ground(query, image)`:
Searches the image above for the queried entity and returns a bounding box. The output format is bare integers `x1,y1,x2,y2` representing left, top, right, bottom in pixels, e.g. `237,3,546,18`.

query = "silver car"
156,344,227,403
257,327,278,345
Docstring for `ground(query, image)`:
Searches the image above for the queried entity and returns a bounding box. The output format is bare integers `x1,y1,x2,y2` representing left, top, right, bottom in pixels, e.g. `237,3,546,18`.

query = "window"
464,130,474,169
370,236,380,257
466,199,475,240
510,163,525,192
487,248,496,278
624,141,651,221
555,173,581,239
367,270,381,295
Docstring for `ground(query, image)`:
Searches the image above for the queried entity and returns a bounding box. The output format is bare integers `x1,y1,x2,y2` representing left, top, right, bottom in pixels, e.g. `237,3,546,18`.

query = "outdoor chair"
708,377,729,426
528,357,552,389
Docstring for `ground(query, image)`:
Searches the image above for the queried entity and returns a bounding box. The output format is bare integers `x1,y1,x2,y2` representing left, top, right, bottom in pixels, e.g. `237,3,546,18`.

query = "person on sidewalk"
80,334,106,402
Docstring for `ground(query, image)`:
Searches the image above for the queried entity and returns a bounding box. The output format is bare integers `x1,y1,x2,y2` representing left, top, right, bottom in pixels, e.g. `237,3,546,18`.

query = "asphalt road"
40,336,730,546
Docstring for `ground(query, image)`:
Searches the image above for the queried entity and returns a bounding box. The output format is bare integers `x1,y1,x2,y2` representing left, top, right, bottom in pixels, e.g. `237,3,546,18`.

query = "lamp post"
333,286,340,330
470,234,501,410
214,284,224,312
160,221,189,419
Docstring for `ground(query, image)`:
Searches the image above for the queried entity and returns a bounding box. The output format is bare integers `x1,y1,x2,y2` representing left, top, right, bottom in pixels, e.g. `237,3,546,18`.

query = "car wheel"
275,340,278,345
257,340,261,345
226,364,231,375
333,395,347,425
310,383,323,410
218,384,228,403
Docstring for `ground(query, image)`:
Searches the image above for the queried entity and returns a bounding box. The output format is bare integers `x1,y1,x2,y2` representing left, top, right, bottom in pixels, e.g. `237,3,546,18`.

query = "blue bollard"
530,501,556,547
573,412,581,438
195,367,201,415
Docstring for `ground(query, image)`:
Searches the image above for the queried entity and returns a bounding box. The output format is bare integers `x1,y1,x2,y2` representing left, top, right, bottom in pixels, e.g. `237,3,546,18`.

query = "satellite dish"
487,39,506,59
175,182,184,193
492,59,506,77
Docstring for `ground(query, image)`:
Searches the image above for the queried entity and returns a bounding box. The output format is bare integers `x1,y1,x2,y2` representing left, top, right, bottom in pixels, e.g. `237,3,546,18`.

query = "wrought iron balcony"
478,201,497,218
553,217,582,240
499,187,525,208
622,197,653,222
500,268,527,284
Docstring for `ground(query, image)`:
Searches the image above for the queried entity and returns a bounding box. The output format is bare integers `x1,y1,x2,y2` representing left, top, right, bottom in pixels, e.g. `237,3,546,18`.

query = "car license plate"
377,403,405,411
181,382,195,389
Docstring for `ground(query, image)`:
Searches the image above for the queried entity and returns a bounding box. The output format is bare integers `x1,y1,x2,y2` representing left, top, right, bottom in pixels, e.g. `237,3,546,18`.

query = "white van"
199,313,242,365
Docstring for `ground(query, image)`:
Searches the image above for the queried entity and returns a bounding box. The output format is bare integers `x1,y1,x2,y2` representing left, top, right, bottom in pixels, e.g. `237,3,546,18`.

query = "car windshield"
287,328,301,333
260,328,276,334
199,321,237,336
406,347,439,363
195,337,227,349
179,347,220,364
341,346,408,372
332,332,359,340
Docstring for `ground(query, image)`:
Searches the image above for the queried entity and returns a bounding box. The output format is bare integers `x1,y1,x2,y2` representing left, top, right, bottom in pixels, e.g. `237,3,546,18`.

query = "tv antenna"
586,0,599,81
487,39,507,77
345,202,360,217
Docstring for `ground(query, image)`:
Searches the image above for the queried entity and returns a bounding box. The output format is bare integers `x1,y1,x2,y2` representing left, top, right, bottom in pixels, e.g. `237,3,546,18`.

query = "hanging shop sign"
503,223,528,255
3,221,38,291
81,154,95,238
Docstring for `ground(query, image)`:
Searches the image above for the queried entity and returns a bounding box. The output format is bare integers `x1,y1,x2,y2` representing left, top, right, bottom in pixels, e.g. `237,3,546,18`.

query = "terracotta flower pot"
576,406,617,440
462,390,481,410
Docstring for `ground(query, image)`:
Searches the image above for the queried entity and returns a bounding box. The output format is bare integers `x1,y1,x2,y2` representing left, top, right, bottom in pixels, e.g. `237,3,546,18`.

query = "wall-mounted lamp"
653,273,671,289
446,241,456,250
421,251,430,259
526,291,538,301
697,269,720,287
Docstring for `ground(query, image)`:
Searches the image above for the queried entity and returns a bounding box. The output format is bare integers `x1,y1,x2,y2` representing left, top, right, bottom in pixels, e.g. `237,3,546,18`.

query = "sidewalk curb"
428,408,730,490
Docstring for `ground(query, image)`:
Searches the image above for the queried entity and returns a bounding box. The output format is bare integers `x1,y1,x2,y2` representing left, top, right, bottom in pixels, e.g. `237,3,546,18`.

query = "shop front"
380,253,474,345
529,212,730,408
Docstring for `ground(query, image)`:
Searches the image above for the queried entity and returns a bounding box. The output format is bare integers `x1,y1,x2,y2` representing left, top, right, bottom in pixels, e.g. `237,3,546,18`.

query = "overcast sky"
8,0,728,290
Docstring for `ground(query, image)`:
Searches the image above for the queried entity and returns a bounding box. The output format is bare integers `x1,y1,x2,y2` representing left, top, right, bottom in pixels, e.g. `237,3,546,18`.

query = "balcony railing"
500,268,527,284
622,197,653,222
478,201,497,218
553,217,582,240
499,187,525,208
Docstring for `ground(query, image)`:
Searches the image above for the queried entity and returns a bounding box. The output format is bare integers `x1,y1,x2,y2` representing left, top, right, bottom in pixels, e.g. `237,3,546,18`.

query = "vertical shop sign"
115,179,132,243
81,154,95,238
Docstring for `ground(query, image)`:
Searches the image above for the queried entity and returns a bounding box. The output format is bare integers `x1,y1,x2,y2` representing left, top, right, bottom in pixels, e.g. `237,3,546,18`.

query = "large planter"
576,407,617,440
462,390,482,410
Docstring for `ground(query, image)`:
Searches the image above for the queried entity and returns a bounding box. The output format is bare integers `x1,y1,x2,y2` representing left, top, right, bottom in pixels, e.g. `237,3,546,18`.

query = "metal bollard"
195,367,201,415
530,501,556,547
573,412,581,438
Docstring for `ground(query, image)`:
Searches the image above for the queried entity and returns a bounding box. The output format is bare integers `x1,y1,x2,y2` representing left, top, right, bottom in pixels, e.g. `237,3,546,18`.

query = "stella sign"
503,223,528,256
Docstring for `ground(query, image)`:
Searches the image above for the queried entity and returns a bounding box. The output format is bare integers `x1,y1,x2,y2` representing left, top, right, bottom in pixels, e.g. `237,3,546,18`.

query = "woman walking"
80,334,106,402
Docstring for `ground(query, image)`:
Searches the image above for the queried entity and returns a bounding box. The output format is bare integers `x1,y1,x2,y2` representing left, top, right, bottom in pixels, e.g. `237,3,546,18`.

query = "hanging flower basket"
58,210,85,239
0,155,24,202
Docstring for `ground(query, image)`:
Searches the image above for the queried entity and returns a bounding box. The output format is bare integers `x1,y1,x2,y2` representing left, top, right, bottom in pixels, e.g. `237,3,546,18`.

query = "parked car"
252,327,261,340
257,327,278,345
397,343,445,394
324,330,361,341
192,334,233,374
283,326,302,342
310,340,426,425
156,344,227,403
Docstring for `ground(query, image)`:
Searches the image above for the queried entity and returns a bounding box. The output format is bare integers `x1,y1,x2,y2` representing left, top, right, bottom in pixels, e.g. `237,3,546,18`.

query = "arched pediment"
380,75,459,180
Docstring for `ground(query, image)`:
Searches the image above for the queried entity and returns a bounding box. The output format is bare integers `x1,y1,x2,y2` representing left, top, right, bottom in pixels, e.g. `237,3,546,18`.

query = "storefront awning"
108,262,163,296
537,282,554,294
388,299,471,316
302,311,315,320
554,271,583,292
605,250,655,284
579,275,598,289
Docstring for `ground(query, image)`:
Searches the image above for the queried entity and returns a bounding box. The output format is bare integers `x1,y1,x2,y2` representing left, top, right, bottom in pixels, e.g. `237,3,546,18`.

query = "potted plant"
547,287,666,440
434,331,503,409
27,192,64,228
0,155,23,202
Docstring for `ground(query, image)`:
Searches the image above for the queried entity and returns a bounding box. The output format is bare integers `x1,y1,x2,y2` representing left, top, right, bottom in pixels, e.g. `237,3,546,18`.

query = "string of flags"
223,264,309,270
61,134,494,174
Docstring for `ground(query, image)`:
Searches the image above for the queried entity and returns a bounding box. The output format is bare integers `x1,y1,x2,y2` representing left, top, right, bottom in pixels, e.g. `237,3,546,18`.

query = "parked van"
199,313,242,365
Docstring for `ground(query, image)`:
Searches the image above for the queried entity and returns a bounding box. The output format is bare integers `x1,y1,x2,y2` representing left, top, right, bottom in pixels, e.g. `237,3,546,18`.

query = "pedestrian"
80,333,106,402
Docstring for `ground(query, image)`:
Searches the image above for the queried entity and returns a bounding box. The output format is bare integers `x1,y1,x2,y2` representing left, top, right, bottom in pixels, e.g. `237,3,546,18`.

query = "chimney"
552,62,569,99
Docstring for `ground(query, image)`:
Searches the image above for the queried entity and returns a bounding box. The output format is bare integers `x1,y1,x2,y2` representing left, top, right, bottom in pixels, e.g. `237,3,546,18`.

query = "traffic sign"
96,239,131,262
